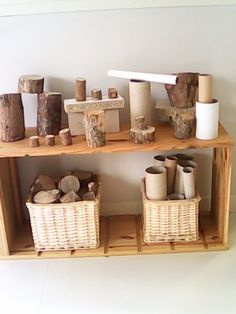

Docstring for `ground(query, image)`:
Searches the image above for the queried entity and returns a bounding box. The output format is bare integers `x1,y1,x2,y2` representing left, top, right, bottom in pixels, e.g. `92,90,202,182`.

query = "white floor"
1,214,236,314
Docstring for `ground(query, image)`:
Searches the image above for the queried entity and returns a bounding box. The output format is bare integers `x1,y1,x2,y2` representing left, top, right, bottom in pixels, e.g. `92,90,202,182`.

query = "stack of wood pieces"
31,171,98,204
130,116,155,144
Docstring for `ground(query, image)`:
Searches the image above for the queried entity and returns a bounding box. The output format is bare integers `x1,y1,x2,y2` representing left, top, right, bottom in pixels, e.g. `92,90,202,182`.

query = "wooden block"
64,95,124,113
68,109,120,135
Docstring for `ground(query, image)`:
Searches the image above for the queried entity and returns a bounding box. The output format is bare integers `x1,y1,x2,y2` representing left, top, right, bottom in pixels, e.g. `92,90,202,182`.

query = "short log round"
29,136,39,147
18,75,44,94
130,126,155,144
59,128,72,146
91,89,102,100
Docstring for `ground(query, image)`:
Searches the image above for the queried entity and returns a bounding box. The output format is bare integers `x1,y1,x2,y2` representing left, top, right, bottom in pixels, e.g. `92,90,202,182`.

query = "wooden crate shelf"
0,122,233,259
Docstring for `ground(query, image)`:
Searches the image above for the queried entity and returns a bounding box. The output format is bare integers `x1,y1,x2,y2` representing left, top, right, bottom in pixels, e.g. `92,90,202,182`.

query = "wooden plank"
0,123,233,158
211,146,232,245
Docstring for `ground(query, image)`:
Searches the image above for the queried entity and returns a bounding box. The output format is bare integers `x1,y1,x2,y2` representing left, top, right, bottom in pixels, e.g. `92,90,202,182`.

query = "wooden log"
91,89,102,100
75,78,86,101
135,116,147,130
32,175,56,193
45,135,55,146
58,175,80,194
60,191,80,203
37,92,61,136
18,75,44,94
0,93,25,142
165,73,198,108
130,126,155,144
108,88,118,99
83,110,105,147
59,128,72,146
88,181,98,195
170,107,195,139
29,136,39,147
73,170,93,187
33,189,60,204
83,191,96,201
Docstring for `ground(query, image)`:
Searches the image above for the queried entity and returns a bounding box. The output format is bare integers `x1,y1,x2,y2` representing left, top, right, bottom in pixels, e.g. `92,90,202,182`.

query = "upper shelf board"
0,123,233,158
0,0,236,17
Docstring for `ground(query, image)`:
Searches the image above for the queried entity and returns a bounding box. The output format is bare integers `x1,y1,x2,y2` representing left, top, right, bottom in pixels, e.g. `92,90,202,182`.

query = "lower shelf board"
5,214,226,260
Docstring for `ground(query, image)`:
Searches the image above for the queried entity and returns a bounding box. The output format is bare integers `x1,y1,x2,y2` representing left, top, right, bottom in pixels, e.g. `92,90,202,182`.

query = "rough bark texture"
18,75,44,94
0,93,25,142
135,116,147,130
59,128,72,146
37,92,61,136
91,89,102,100
83,110,105,147
33,175,56,193
108,88,118,99
45,135,55,146
170,107,195,139
165,73,199,108
75,78,86,101
29,136,39,147
130,126,155,144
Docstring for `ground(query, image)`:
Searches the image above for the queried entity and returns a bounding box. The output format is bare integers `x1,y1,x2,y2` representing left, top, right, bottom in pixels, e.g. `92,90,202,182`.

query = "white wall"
0,5,235,214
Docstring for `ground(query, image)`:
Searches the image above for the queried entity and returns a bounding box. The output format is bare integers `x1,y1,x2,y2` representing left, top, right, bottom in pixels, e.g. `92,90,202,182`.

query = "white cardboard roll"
153,155,165,166
183,167,195,199
196,100,219,140
129,80,152,127
145,166,167,200
108,70,177,85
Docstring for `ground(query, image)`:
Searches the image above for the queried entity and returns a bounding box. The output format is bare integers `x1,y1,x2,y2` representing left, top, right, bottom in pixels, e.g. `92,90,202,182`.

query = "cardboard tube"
198,74,213,103
178,160,197,183
183,167,195,199
129,80,152,127
108,70,177,85
196,100,219,140
145,166,167,200
153,155,165,167
165,155,177,194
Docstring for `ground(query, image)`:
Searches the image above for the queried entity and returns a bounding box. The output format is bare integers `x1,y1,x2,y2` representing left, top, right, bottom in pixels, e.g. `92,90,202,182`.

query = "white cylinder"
178,160,197,183
129,80,152,127
153,155,165,167
145,166,167,200
196,100,219,140
183,167,195,199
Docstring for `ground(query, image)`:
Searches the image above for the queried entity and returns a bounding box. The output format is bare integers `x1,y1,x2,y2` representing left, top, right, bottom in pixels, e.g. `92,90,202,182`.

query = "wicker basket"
141,180,200,243
26,182,101,251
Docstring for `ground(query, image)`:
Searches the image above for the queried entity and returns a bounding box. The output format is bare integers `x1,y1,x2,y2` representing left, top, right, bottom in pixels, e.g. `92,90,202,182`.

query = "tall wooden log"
45,135,55,146
108,88,118,99
18,75,44,94
165,73,198,108
83,110,105,147
0,93,25,142
37,92,61,136
75,78,86,101
29,136,39,147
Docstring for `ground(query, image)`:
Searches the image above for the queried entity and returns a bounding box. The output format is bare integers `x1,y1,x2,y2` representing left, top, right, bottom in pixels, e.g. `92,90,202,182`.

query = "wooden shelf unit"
0,122,233,259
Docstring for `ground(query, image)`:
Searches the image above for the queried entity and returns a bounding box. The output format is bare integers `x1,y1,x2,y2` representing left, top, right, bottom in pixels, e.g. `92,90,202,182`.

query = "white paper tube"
153,155,165,167
183,167,195,199
129,80,152,127
198,74,213,103
196,100,219,140
108,70,177,85
167,193,185,200
165,155,177,194
145,166,167,200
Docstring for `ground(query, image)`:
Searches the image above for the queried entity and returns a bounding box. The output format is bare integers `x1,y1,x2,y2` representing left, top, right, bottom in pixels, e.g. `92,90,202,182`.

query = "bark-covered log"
83,110,105,147
37,92,61,136
170,107,195,139
91,89,102,100
108,88,118,99
75,78,86,101
130,126,155,144
18,75,44,94
60,191,80,203
0,93,25,142
165,73,198,109
59,128,72,146
33,189,60,204
45,134,55,146
29,136,39,147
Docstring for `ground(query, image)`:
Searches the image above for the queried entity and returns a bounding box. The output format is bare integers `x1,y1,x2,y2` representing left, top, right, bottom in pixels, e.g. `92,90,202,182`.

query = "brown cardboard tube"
165,155,177,194
183,167,195,199
198,74,213,103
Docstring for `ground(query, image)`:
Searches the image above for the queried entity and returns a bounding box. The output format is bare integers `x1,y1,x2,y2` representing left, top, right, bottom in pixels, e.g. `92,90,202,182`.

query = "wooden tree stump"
33,189,60,204
170,107,195,139
18,75,44,94
108,88,118,99
58,175,80,194
130,116,155,144
29,136,39,147
32,175,56,193
75,78,86,101
60,191,80,203
83,110,105,147
91,89,102,100
59,128,72,146
37,92,61,136
45,135,55,146
0,93,25,142
165,73,198,108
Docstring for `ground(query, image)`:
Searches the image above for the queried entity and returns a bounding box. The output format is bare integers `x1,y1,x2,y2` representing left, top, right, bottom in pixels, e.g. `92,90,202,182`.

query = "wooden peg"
75,78,86,101
91,89,102,100
59,128,72,146
29,136,39,147
83,110,105,147
108,88,118,99
18,75,44,94
45,135,55,146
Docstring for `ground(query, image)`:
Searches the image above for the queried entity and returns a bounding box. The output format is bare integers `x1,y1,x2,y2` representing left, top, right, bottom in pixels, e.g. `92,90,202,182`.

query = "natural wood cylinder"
0,93,25,142
59,128,72,146
108,88,118,99
83,110,105,147
135,116,147,130
37,92,61,136
18,75,44,94
75,78,86,101
170,107,195,139
45,135,55,146
91,89,102,100
29,136,39,147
